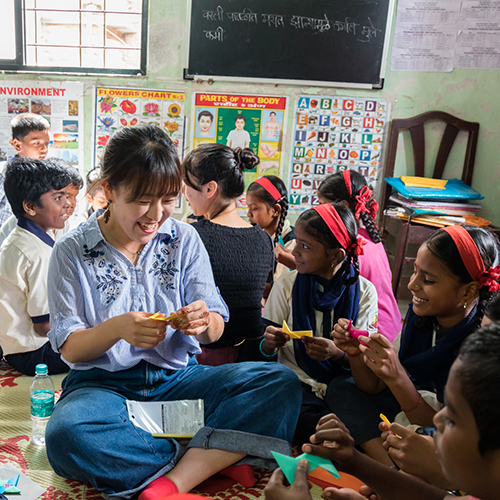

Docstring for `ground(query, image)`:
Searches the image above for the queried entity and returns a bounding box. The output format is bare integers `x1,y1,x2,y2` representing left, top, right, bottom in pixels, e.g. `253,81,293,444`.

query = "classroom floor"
0,360,326,500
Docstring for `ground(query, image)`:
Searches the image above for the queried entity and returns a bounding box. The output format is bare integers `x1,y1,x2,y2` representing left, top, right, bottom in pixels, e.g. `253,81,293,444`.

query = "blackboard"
185,0,394,89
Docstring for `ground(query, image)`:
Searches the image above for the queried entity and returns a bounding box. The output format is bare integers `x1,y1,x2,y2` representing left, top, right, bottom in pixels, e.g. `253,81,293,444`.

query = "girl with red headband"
318,169,401,343
329,224,500,469
182,144,275,365
246,176,296,281
261,202,379,444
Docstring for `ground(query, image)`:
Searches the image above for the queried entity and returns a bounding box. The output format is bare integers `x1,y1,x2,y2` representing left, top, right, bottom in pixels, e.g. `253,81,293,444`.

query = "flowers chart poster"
93,86,186,167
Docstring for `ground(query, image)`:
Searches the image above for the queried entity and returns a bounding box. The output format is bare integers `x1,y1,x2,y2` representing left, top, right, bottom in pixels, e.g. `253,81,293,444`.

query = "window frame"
0,0,149,76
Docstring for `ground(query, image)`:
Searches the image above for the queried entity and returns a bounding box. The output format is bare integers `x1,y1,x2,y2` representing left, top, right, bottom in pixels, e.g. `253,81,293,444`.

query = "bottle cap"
35,364,48,375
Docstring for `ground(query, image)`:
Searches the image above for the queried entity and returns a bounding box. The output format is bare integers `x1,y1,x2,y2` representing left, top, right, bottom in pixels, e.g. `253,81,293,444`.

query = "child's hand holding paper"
282,320,313,339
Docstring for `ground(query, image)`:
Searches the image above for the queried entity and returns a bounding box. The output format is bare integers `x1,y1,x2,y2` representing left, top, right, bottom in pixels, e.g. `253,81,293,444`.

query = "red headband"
342,170,353,196
255,177,282,202
313,203,365,256
342,170,378,220
441,225,500,291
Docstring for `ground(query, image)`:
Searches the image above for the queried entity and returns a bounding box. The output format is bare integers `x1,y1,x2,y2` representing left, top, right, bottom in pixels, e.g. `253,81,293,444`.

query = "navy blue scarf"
292,265,360,384
399,303,478,402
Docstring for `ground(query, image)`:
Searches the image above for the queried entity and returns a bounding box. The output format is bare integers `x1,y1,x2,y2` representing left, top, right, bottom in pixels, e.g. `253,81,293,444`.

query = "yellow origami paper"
150,312,182,321
282,320,313,339
401,176,447,189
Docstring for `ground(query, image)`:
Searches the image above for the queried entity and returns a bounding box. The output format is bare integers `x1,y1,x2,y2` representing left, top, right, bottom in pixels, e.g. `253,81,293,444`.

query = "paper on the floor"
0,463,45,500
126,399,204,438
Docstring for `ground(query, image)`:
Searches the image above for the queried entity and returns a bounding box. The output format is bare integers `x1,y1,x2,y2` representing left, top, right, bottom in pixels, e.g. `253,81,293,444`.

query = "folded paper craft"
150,312,182,321
347,320,370,346
271,451,340,485
282,320,313,339
0,475,21,494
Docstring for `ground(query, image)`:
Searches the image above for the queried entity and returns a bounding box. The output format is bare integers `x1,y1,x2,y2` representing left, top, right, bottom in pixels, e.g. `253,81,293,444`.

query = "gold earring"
463,302,467,309
104,200,112,224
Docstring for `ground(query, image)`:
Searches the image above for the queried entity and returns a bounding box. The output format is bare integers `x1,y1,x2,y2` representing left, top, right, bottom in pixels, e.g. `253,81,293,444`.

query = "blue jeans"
45,358,301,499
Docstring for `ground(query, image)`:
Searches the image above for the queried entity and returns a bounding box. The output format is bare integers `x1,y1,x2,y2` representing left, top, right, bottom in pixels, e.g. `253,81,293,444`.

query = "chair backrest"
380,110,480,216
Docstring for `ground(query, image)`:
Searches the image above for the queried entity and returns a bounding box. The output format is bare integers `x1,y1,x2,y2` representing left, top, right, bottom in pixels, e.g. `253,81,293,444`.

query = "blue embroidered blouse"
47,213,229,372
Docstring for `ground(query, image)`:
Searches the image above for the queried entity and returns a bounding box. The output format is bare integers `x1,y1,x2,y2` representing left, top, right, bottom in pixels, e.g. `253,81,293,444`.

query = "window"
0,0,148,75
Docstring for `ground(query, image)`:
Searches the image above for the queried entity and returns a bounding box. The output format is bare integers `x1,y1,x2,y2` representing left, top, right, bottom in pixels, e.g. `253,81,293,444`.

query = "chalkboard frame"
184,0,396,89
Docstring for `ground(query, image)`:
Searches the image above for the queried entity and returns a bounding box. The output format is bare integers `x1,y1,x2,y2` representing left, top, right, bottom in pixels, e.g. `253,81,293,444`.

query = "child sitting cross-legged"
265,323,500,500
0,158,72,375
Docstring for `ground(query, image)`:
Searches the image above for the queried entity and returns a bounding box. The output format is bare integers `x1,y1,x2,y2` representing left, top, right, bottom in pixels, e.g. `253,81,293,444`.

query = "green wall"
3,0,499,224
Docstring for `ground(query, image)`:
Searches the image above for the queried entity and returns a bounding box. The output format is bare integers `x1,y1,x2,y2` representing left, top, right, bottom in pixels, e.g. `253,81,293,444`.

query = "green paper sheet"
271,451,340,484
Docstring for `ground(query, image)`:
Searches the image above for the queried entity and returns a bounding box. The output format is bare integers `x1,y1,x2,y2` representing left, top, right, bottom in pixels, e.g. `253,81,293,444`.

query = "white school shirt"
227,129,251,149
262,270,378,396
0,219,53,355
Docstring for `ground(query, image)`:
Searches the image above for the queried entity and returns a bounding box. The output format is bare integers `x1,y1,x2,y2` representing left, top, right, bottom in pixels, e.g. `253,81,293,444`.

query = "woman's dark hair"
247,175,288,244
182,143,259,200
297,202,359,286
484,291,500,322
455,324,500,455
101,124,181,202
425,226,500,328
4,158,73,217
318,170,382,243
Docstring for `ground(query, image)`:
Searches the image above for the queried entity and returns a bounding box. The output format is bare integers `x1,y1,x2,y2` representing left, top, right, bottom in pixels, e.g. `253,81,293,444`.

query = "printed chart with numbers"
289,96,389,211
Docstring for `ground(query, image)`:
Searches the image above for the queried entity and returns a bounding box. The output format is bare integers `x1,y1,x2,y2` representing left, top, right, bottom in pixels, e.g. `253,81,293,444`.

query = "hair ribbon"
442,225,500,291
313,203,365,256
342,170,378,221
255,176,282,202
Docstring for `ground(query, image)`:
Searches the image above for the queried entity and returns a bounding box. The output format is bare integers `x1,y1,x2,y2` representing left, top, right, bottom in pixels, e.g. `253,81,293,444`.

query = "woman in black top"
182,144,274,365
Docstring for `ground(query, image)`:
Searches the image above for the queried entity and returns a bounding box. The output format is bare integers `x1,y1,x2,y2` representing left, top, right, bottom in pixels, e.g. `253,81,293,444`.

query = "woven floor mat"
0,363,324,499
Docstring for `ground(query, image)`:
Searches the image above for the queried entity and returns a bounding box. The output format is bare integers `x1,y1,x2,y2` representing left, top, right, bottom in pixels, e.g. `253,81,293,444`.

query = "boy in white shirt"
226,114,251,149
0,158,72,375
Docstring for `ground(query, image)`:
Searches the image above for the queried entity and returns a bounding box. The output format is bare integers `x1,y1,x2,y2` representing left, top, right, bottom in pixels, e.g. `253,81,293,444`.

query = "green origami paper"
271,451,341,484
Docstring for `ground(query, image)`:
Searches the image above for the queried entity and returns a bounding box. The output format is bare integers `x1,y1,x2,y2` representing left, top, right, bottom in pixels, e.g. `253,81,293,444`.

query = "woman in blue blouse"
45,125,301,500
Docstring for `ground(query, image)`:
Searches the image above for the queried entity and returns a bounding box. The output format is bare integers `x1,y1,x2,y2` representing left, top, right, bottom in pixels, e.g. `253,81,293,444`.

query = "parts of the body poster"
192,92,287,206
94,87,186,169
289,96,388,211
0,81,84,169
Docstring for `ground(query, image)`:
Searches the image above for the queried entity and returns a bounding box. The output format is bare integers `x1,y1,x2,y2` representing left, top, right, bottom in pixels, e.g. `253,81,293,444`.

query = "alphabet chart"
288,96,389,211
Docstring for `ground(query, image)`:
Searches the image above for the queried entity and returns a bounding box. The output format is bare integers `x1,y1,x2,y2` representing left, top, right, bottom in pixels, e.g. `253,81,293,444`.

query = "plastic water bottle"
30,364,54,446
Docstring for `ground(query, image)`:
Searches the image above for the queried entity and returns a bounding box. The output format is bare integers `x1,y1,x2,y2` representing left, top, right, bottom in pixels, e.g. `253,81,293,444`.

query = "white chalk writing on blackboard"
198,8,382,44
262,13,285,28
290,14,331,32
202,6,224,21
227,8,258,23
332,18,360,34
360,18,381,41
204,27,225,41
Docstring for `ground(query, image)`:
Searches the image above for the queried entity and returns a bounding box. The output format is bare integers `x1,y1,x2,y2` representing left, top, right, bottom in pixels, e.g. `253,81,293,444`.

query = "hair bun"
234,147,260,171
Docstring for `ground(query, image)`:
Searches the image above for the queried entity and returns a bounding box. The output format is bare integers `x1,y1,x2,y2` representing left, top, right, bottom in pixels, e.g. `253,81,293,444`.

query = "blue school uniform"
46,213,301,498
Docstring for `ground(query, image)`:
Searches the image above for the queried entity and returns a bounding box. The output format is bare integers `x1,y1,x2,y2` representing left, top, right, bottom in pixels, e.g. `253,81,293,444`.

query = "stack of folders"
385,177,489,228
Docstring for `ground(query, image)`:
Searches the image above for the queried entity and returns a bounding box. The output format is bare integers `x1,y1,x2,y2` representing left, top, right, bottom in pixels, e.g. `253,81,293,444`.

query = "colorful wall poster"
93,87,186,170
288,96,389,211
191,92,287,207
0,81,84,169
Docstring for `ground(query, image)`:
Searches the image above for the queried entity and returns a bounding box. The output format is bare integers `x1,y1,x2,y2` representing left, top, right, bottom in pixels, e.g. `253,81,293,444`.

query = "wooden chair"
379,111,480,299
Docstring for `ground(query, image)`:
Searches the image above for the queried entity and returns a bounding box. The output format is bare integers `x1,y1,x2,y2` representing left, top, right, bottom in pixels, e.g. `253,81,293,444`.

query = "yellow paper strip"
282,321,313,338
150,312,181,321
379,413,392,427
